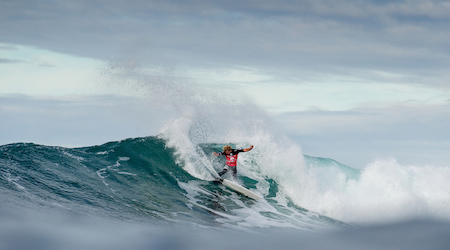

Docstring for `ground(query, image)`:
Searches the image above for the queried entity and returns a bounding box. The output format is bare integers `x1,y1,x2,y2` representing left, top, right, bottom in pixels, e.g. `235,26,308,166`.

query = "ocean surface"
2,135,450,250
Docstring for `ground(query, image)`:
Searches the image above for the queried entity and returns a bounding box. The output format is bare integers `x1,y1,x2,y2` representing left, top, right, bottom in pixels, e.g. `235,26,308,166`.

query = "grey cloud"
0,94,174,147
0,44,18,50
37,61,56,67
0,58,25,64
1,0,449,85
277,102,450,167
278,102,450,143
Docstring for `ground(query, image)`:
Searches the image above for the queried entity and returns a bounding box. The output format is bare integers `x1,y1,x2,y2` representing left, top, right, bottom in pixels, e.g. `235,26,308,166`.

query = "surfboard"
217,179,262,200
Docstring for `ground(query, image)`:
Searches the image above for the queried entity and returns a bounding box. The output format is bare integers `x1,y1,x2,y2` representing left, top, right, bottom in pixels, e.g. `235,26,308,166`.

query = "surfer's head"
223,145,232,152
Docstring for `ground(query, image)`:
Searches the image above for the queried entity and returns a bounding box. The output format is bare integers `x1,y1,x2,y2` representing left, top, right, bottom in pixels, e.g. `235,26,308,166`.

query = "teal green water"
1,136,347,230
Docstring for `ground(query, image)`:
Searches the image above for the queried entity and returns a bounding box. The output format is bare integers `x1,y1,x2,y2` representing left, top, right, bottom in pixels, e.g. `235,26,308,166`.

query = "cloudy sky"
1,0,450,167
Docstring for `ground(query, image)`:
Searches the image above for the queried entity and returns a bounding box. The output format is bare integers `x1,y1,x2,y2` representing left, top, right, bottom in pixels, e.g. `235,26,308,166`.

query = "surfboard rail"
220,179,262,200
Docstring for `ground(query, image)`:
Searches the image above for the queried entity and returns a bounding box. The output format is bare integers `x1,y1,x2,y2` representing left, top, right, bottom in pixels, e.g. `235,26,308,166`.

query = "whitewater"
2,63,450,249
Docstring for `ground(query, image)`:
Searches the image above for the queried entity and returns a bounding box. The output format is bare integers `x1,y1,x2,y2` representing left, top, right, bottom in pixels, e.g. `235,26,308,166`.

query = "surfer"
212,145,254,179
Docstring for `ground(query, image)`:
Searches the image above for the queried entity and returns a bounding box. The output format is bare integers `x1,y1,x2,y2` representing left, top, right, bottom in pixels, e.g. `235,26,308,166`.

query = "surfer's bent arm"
243,145,254,152
212,152,221,157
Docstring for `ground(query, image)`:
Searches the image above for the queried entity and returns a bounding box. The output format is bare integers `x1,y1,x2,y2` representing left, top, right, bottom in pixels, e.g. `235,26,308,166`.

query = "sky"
1,0,450,167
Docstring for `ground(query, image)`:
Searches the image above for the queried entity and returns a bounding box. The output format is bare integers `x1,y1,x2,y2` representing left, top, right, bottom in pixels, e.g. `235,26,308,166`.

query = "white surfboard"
219,179,262,200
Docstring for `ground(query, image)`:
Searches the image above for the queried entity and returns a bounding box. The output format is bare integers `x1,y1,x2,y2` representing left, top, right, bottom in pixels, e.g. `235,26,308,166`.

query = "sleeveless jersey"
219,149,244,167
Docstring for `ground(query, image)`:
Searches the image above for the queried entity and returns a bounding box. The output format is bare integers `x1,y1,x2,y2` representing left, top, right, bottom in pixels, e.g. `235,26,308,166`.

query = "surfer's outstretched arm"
212,152,220,157
243,145,254,152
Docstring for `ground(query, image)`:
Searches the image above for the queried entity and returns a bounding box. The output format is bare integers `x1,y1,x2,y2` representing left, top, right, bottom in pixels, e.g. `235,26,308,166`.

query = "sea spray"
160,97,450,224
294,158,450,223
154,80,313,209
101,51,450,225
159,113,219,180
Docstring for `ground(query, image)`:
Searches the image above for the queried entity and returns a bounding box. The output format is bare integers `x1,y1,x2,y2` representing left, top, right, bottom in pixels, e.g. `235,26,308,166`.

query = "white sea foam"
63,152,84,161
96,156,135,195
232,135,450,223
3,172,26,191
177,180,331,231
124,57,450,225
159,90,450,224
293,158,450,223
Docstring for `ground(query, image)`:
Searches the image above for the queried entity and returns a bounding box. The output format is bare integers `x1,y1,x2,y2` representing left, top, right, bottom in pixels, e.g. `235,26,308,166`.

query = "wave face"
3,134,450,230
2,137,450,249
0,137,342,231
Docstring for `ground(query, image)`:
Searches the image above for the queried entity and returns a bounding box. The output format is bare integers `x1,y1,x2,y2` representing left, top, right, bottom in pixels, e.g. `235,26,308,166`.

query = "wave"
0,137,342,231
4,130,450,229
3,135,450,250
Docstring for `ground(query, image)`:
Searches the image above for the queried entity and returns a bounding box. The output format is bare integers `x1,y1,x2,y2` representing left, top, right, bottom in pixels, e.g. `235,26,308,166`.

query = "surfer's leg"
231,166,237,178
218,166,229,176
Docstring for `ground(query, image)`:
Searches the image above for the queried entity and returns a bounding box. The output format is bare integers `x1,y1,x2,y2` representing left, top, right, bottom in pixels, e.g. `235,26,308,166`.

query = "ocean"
2,135,450,249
